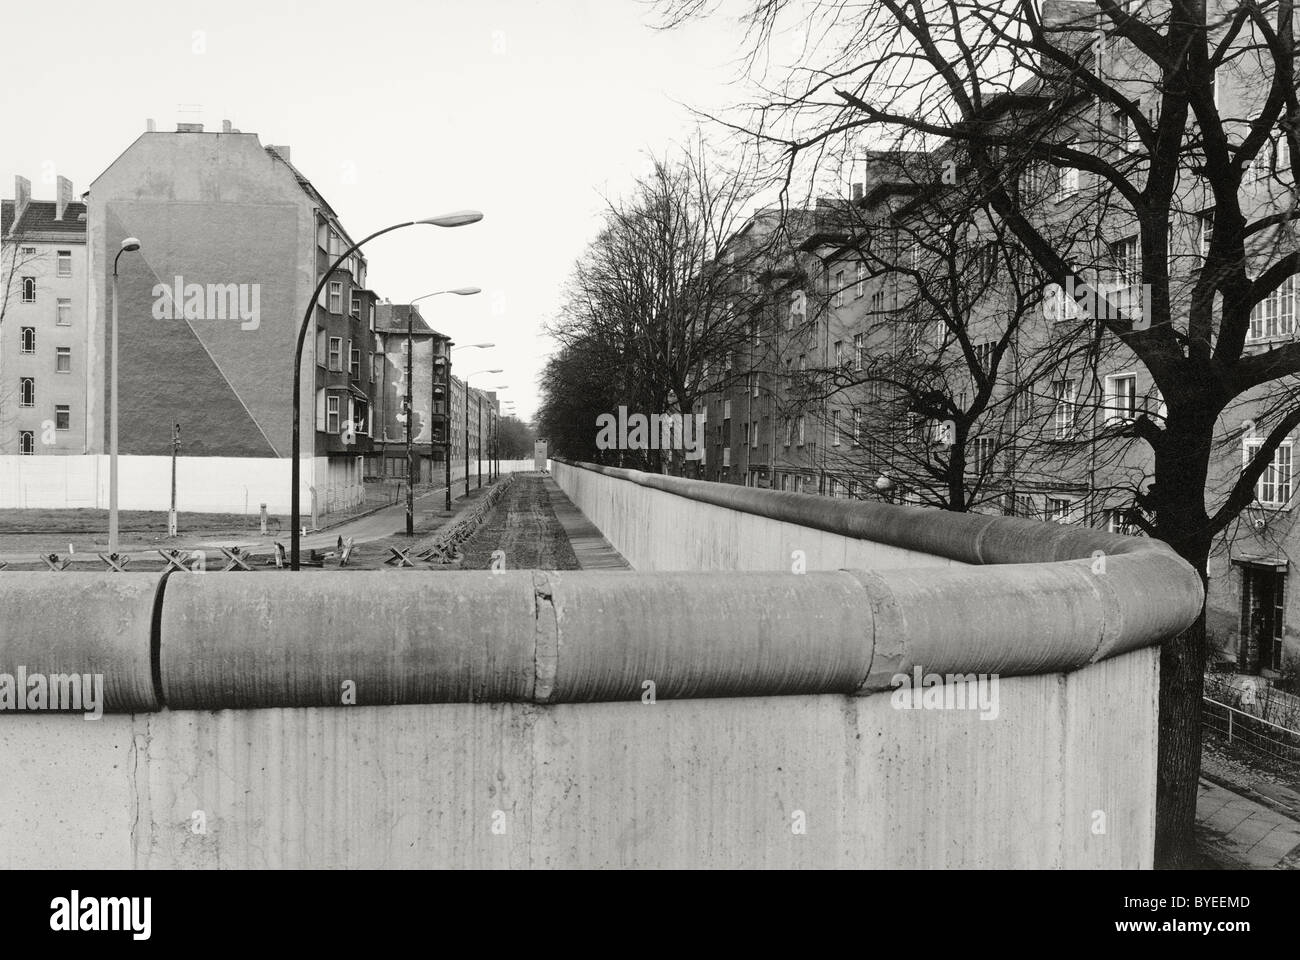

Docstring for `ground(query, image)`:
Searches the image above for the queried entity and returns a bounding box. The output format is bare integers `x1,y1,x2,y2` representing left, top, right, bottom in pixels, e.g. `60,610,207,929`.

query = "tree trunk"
1154,604,1208,869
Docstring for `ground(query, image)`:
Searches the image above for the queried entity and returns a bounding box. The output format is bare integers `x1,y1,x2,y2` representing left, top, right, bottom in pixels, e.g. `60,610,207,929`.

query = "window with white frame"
855,261,866,298
831,409,841,446
328,337,343,371
796,415,805,446
326,395,340,434
972,340,995,373
1244,438,1293,507
751,420,759,448
1052,378,1077,438
20,327,35,353
1046,497,1073,524
1055,163,1079,200
56,250,72,277
56,347,70,373
350,293,361,317
722,399,731,420
1198,212,1213,261
970,436,995,474
19,378,34,407
56,298,71,326
834,340,844,366
853,333,866,370
1113,236,1140,288
834,270,845,307
21,277,35,302
1106,508,1139,535
1249,275,1296,340
784,417,793,447
55,404,69,431
18,431,34,455
1104,373,1138,422
853,407,863,445
328,282,343,314
349,345,361,380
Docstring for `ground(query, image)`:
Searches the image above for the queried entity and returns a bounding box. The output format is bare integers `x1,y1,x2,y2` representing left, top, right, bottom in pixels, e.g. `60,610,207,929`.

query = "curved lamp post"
290,210,482,569
447,343,494,509
403,287,480,535
461,368,502,498
109,237,142,556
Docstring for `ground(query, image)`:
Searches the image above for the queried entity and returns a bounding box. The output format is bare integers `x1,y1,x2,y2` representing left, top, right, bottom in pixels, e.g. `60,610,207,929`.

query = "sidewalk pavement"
1197,777,1300,868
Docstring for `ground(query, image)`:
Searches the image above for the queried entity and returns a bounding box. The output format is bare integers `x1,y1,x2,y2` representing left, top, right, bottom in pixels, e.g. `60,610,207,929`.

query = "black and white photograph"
0,0,1292,934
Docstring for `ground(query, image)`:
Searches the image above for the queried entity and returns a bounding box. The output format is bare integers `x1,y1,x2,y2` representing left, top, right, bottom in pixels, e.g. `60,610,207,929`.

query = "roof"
374,303,448,337
1,199,88,240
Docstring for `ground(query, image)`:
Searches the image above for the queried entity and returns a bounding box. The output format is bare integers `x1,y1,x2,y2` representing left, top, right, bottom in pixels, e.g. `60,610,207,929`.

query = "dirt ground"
456,474,580,571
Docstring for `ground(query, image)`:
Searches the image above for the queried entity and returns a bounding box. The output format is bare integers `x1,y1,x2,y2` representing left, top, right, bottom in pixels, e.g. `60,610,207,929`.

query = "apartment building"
369,302,450,481
84,120,379,518
0,175,87,456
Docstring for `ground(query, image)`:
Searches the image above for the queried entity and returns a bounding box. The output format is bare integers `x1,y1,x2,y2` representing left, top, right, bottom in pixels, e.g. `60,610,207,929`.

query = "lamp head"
451,286,481,296
419,210,484,228
120,237,141,252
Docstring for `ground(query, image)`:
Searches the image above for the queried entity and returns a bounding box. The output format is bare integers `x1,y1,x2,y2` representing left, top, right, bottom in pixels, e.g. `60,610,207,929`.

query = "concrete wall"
0,647,1157,869
0,461,1200,869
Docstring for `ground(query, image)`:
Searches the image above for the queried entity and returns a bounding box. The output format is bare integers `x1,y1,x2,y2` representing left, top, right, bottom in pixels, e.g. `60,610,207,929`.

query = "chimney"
852,182,864,202
177,122,204,133
222,119,232,133
268,145,291,162
146,118,156,132
13,175,31,222
55,176,73,220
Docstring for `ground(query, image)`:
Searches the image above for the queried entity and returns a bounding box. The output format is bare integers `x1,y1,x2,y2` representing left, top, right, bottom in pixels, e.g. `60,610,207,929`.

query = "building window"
19,378,34,407
749,372,759,398
55,347,70,373
18,431,34,455
796,416,805,446
784,417,793,447
722,399,732,420
972,340,995,373
1046,497,1073,524
1104,373,1138,422
326,395,341,434
1052,378,1076,438
1113,236,1140,288
19,246,35,256
831,409,841,446
1244,438,1293,507
834,340,844,366
328,337,343,372
350,293,361,317
852,407,863,446
1198,212,1213,261
855,261,866,298
853,333,865,371
56,298,71,326
21,277,35,302
970,436,995,474
328,282,343,314
1055,163,1079,200
349,347,361,380
20,327,35,353
834,270,845,307
751,420,759,448
870,290,886,316
55,404,69,430
1249,275,1296,341
56,250,72,277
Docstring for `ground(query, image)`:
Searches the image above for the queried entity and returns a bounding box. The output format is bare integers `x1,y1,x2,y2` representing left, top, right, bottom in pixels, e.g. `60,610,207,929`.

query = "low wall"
0,461,1203,868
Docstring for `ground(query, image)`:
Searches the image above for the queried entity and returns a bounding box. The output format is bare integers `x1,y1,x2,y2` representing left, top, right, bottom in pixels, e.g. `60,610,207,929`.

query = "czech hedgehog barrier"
0,459,1203,868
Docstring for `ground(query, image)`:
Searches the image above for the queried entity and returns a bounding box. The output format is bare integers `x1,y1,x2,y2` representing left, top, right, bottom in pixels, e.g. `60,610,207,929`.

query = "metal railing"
1202,696,1300,763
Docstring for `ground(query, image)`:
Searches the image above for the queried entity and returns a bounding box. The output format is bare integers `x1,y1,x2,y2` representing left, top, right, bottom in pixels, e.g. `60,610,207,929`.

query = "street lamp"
462,369,502,498
492,386,509,481
403,287,480,535
447,344,494,509
289,210,482,569
109,237,142,556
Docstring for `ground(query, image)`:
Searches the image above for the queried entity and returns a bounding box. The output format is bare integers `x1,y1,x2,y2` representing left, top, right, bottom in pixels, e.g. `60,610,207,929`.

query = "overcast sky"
0,0,757,420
